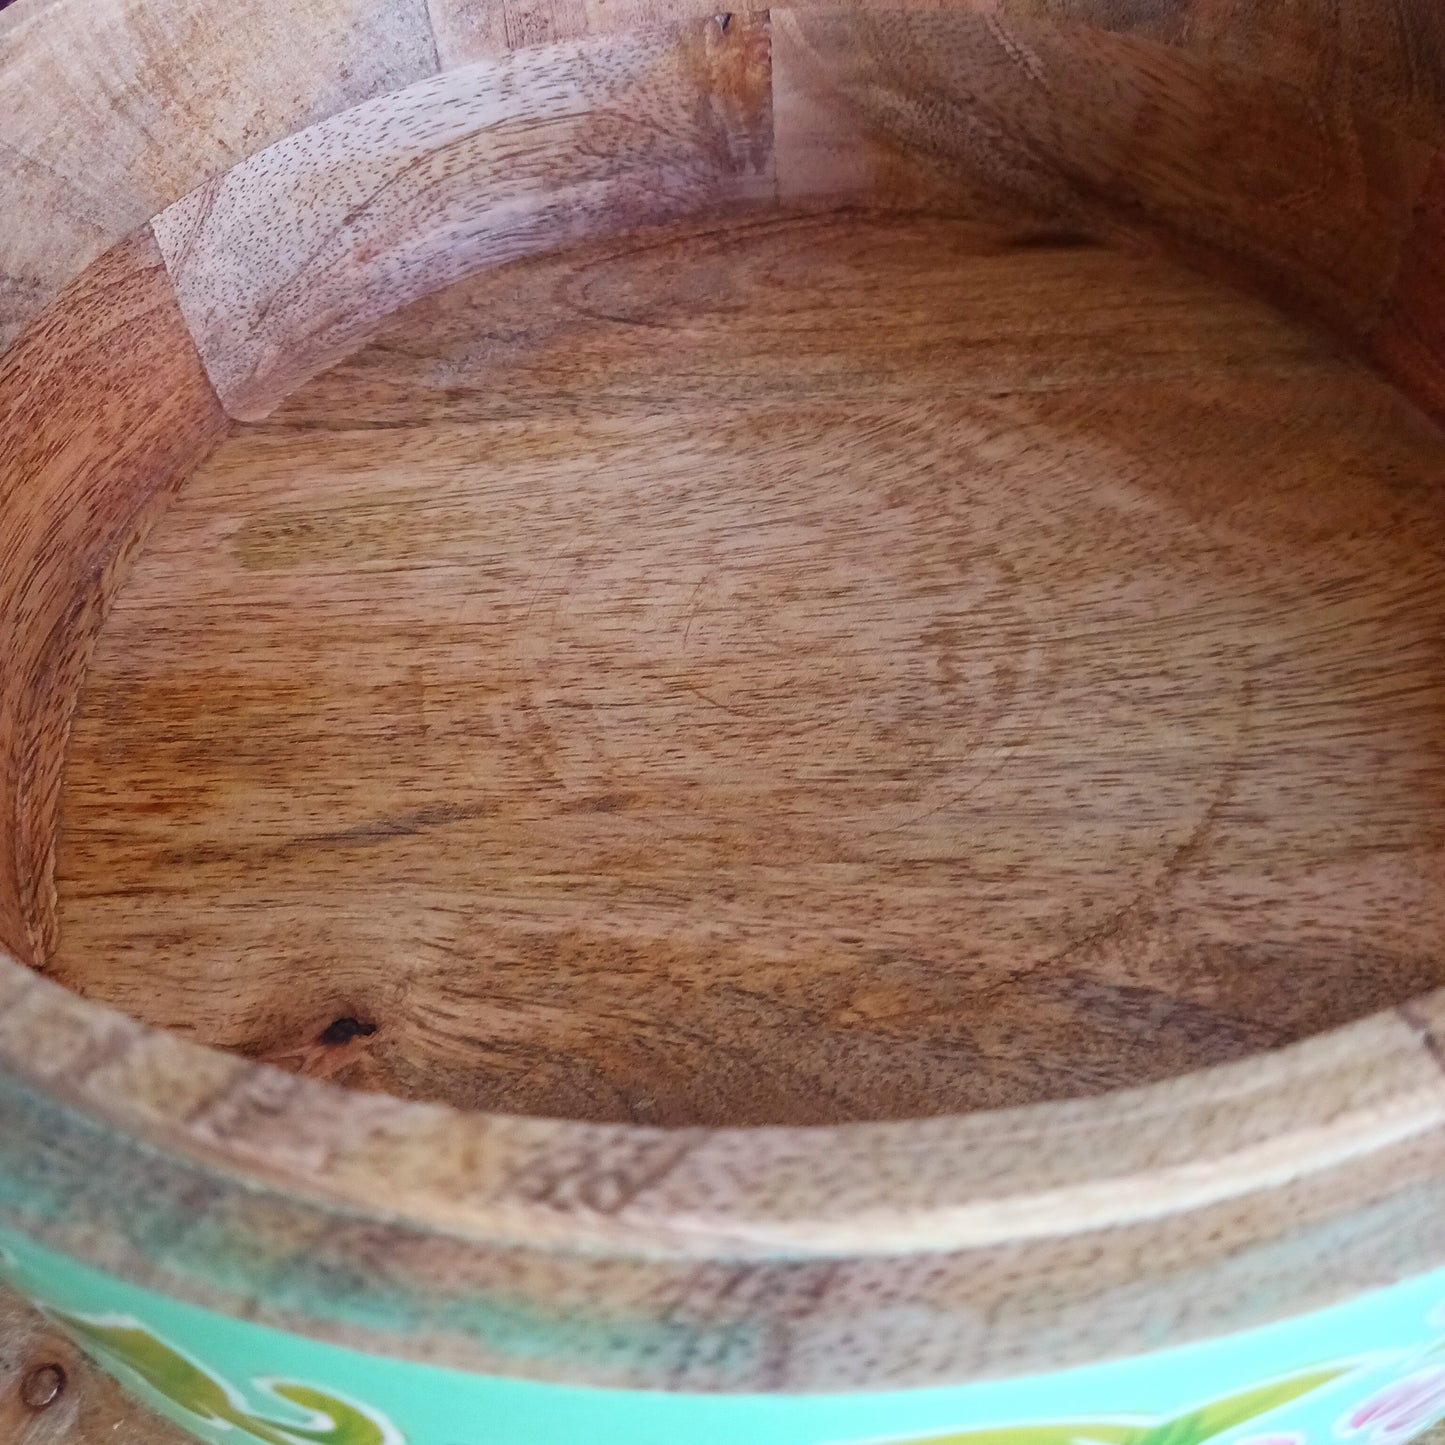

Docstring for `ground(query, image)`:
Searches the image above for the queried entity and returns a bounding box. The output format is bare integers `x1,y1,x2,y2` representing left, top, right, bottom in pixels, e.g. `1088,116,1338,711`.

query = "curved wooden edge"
0,231,227,963
3,0,1444,358
4,945,1445,1389
122,6,1445,426
0,0,440,356
151,19,776,420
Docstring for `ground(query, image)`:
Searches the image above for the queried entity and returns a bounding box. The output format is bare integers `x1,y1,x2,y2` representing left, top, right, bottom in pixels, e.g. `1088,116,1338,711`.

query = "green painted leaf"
57,1316,239,1426
50,1311,395,1445
266,1382,393,1445
1135,1367,1353,1445
908,1422,1141,1445
909,1364,1351,1445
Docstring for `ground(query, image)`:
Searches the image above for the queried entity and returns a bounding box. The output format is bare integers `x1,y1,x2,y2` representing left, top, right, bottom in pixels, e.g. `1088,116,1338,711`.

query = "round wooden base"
48,211,1445,1126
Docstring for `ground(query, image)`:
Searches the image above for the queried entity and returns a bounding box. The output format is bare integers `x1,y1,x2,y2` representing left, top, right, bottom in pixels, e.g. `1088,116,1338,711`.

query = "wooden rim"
5,941,1445,1388
11,948,1445,1262
4,0,1445,1392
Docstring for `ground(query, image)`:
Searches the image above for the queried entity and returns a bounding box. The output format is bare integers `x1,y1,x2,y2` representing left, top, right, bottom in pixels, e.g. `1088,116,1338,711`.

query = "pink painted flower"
1340,1368,1445,1445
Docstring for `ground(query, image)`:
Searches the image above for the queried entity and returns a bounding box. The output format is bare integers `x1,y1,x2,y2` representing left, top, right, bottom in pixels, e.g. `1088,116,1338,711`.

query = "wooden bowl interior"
5,5,1445,1129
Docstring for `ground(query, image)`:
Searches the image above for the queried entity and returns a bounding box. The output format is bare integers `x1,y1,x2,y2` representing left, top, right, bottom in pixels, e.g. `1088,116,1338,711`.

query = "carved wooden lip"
7,930,1445,1391
6,947,1445,1260
5,0,1445,1395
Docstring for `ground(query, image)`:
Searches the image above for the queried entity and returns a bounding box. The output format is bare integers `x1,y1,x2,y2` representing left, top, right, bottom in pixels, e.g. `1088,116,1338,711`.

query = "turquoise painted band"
5,1225,1445,1445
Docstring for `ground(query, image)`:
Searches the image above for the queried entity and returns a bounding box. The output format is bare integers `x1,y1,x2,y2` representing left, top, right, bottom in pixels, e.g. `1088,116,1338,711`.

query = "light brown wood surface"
0,0,440,354
0,230,225,966
9,0,1445,1404
48,209,1445,1124
150,18,774,419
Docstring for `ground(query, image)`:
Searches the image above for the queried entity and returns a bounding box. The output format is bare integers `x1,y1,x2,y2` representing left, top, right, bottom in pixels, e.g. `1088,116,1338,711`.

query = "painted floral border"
20,1274,1445,1445
891,1329,1445,1445
50,1309,404,1445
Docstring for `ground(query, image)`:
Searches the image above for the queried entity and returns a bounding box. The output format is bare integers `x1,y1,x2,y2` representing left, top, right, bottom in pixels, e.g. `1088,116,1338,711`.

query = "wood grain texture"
1375,149,1445,420
0,0,1440,359
0,229,226,967
0,0,439,354
0,1285,187,1445
122,0,1445,426
6,947,1445,1390
52,212,1445,1125
8,0,1445,1406
430,0,751,56
770,9,1436,347
426,0,1445,142
151,18,773,420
